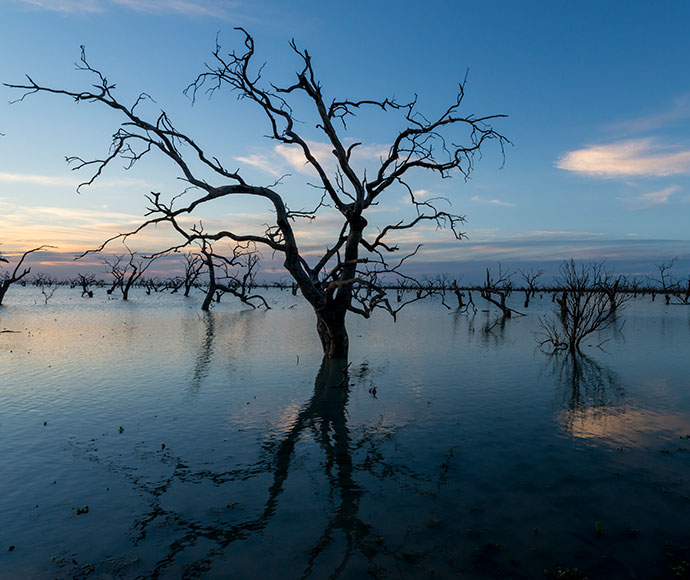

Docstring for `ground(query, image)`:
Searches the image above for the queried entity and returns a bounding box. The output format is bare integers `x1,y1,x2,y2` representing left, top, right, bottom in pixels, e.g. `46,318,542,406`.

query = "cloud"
19,0,238,18
519,230,604,240
0,199,149,252
237,141,389,179
0,172,150,189
112,0,236,18
412,189,432,198
0,172,81,187
610,93,690,134
556,138,690,178
234,155,283,177
622,185,681,210
470,195,515,208
275,142,333,175
19,0,103,12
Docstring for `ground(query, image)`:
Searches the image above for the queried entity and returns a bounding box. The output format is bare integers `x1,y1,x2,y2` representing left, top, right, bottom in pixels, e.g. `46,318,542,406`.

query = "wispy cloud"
0,172,150,190
236,141,389,178
610,93,690,134
234,155,283,177
519,230,604,240
412,189,432,198
471,195,515,208
19,0,238,18
112,0,237,19
621,185,681,210
0,172,81,187
556,138,690,178
20,0,104,12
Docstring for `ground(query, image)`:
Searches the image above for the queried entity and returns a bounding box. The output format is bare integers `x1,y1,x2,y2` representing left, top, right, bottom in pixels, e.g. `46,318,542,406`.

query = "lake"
1,287,689,579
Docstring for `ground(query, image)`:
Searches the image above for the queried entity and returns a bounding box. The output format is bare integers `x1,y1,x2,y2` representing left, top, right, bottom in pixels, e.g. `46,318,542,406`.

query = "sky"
1,0,689,282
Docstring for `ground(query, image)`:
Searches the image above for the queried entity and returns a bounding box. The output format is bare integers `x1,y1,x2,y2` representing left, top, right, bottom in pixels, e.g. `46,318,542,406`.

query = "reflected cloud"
548,353,625,441
549,353,690,448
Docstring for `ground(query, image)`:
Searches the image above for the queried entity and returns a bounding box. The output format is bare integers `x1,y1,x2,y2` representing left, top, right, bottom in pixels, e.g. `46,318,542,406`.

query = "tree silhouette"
0,245,53,306
7,29,507,357
537,260,629,352
198,241,270,311
102,246,157,301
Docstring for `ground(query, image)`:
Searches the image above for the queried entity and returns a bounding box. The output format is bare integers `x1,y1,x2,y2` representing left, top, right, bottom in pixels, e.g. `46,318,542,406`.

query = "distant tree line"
3,242,690,355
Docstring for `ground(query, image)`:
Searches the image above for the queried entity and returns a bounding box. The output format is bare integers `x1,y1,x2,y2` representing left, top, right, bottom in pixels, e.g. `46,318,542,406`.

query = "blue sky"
1,0,689,281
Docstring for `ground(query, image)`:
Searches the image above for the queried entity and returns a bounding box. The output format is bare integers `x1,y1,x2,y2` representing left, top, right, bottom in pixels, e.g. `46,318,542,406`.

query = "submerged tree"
537,260,629,352
654,258,690,305
479,264,522,318
102,247,157,301
518,267,543,308
7,29,507,358
71,273,97,297
0,246,53,306
168,252,204,297
198,242,270,311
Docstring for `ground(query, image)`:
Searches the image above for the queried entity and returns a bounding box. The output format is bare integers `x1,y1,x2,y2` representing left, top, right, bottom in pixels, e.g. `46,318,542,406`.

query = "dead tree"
8,30,507,358
537,260,629,353
199,242,270,311
32,273,59,304
169,252,204,297
479,265,522,318
597,270,628,313
72,273,96,297
139,276,164,295
518,267,543,308
0,246,53,306
653,258,690,305
102,247,157,301
451,279,476,313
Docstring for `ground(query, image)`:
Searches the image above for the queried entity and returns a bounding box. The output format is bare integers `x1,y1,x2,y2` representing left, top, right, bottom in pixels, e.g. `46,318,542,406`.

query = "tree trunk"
0,281,9,306
316,307,349,359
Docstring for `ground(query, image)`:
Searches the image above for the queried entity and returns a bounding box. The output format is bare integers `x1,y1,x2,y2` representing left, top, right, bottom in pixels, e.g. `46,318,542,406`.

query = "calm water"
1,287,689,579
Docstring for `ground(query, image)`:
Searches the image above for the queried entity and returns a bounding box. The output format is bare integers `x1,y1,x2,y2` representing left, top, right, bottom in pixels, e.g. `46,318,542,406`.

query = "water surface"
1,288,689,578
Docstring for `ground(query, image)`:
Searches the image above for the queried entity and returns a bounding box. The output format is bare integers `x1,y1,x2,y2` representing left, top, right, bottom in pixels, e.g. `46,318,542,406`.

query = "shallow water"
1,287,689,579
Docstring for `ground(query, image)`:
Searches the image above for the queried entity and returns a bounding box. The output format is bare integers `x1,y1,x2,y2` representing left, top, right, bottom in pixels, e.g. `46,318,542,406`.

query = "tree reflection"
67,357,440,578
546,352,626,435
189,312,215,395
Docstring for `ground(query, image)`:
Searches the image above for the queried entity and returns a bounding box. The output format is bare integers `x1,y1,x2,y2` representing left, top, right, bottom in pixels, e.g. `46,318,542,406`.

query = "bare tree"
102,247,157,301
71,273,97,297
479,265,522,318
32,273,59,304
169,252,204,297
537,260,629,352
0,246,53,306
597,269,628,313
7,30,507,358
199,242,270,311
653,258,690,305
449,278,475,312
518,267,543,308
